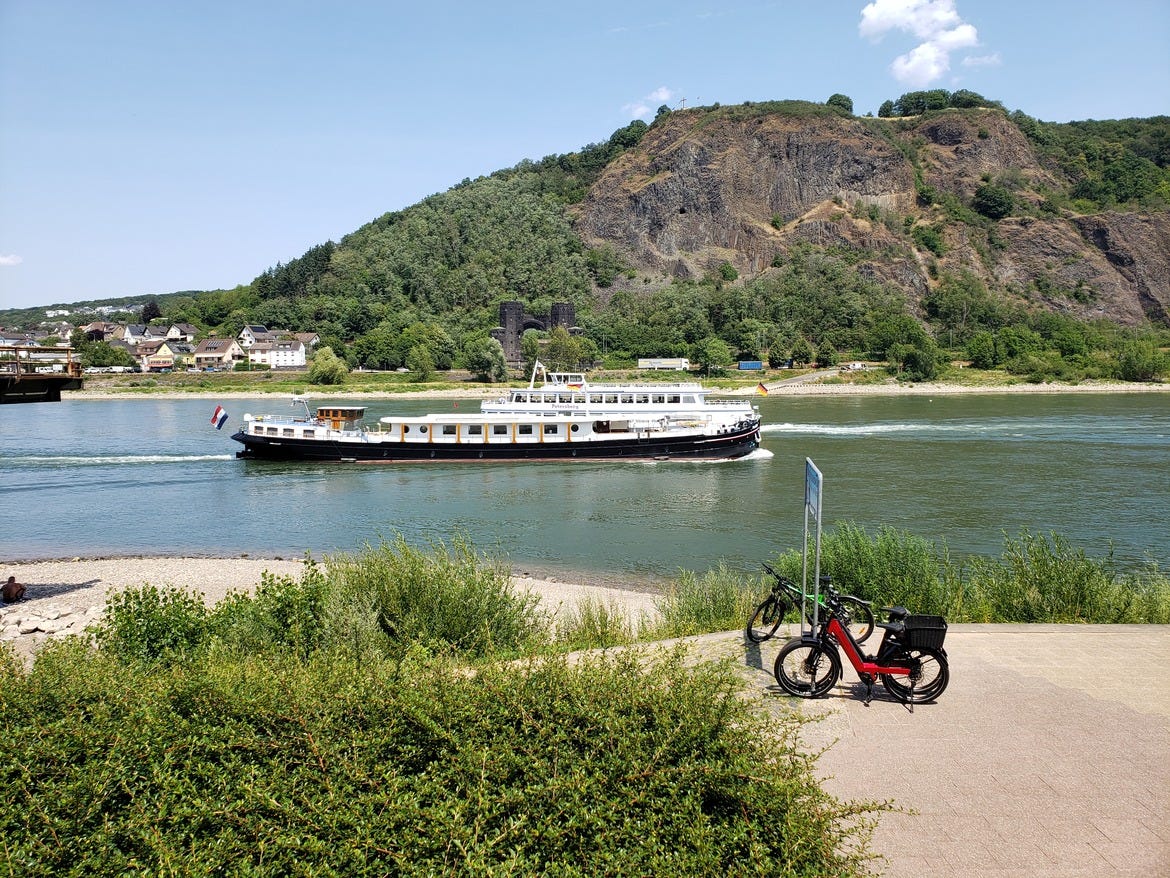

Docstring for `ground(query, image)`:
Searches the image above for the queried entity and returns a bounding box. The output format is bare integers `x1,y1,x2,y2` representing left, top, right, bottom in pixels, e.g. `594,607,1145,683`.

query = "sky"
2,0,1168,312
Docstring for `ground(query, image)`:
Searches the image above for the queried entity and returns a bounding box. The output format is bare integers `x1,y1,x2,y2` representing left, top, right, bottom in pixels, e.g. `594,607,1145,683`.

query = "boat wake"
10,454,235,467
637,447,774,465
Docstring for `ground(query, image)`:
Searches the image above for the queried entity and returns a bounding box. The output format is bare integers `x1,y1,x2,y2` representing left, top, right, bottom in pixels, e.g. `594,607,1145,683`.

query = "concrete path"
692,624,1170,877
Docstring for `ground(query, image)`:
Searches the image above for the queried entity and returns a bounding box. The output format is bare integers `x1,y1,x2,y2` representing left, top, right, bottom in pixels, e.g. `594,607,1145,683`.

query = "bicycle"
746,562,875,645
772,594,949,707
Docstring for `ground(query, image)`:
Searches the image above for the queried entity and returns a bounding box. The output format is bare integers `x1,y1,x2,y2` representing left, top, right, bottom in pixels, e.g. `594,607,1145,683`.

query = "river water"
2,392,1166,586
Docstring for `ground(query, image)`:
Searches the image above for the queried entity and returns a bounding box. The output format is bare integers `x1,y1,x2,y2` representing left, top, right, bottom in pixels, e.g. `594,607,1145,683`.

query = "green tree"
141,299,162,323
826,93,853,115
307,347,349,385
878,100,894,118
545,326,582,371
690,336,731,375
815,345,839,368
461,336,508,382
790,336,814,367
1115,340,1166,381
967,331,998,369
972,183,1014,219
406,345,435,381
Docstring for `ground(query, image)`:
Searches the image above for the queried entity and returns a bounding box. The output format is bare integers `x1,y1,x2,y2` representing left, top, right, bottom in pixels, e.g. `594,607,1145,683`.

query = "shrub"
94,583,209,664
0,647,881,876
323,535,547,660
209,562,329,658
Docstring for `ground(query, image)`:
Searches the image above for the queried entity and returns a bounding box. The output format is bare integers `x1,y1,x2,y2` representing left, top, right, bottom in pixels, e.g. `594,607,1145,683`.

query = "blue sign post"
802,458,824,635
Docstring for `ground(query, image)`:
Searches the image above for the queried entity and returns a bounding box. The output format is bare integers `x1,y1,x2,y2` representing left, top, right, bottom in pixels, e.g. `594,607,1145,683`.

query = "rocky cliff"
574,105,1169,327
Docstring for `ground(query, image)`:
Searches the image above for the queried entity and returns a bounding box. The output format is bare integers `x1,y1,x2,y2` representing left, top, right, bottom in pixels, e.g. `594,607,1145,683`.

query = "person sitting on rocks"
2,576,26,603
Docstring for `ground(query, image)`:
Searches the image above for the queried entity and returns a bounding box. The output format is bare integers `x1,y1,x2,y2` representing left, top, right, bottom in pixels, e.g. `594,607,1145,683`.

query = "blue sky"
2,0,1168,312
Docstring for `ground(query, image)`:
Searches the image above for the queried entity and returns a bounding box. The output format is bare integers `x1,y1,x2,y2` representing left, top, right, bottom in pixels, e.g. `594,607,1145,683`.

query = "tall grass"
321,534,546,660
761,522,1170,624
649,562,761,639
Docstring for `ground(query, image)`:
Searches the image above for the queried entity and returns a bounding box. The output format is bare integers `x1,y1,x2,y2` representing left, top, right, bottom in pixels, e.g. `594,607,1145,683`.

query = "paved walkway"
690,624,1170,877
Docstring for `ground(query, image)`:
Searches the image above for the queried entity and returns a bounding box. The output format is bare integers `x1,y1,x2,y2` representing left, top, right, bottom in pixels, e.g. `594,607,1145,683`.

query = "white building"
248,339,306,369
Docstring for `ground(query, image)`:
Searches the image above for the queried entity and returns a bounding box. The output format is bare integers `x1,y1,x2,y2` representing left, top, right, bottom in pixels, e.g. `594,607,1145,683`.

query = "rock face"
574,106,1169,327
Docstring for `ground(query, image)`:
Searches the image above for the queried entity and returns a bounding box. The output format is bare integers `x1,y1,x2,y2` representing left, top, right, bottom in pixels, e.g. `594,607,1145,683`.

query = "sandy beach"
0,557,661,664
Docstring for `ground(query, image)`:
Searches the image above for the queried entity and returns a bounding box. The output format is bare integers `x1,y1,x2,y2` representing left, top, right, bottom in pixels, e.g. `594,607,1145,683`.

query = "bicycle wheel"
746,595,785,643
838,596,875,644
880,646,949,704
773,639,841,698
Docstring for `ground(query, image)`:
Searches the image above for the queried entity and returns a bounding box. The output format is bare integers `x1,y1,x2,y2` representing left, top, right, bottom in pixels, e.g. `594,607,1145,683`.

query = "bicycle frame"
823,617,913,678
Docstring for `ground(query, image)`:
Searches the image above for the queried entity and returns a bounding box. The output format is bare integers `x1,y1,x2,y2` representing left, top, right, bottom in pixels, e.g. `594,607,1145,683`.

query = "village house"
193,338,244,370
137,340,195,372
248,339,306,369
118,324,148,346
166,323,199,343
80,321,121,342
237,325,272,348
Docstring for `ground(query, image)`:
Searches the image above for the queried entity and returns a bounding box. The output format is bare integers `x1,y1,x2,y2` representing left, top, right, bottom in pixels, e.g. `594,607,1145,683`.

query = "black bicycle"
746,562,875,645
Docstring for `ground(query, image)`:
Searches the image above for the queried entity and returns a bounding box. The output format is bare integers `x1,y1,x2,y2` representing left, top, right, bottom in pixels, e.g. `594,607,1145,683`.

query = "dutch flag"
211,405,229,430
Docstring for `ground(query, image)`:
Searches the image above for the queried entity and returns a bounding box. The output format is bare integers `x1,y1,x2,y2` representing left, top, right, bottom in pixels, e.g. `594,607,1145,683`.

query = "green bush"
0,646,880,877
94,583,210,664
210,562,329,658
322,535,546,660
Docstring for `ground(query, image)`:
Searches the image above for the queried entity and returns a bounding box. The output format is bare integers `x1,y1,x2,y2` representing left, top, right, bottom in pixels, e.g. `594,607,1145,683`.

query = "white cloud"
962,52,1002,68
623,86,676,120
0,254,23,267
859,0,983,88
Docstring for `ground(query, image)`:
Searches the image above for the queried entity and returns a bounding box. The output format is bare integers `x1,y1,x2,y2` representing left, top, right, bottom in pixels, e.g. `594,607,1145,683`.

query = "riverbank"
0,557,661,663
63,377,1170,400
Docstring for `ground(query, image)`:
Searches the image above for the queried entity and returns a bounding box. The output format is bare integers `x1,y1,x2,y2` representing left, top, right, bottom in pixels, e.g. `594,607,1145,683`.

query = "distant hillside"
6,96,1168,381
575,102,1170,327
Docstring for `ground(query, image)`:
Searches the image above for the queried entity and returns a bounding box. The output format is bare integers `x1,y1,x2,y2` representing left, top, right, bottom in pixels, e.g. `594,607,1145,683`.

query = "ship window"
636,394,650,404
621,394,634,404
493,425,508,435
303,429,315,438
543,424,558,435
668,395,680,404
604,394,618,404
652,394,665,404
518,424,533,435
571,424,580,433
572,394,585,404
557,394,570,404
420,426,428,434
683,395,696,403
468,425,482,435
282,428,294,437
266,427,278,436
589,394,602,404
442,425,457,436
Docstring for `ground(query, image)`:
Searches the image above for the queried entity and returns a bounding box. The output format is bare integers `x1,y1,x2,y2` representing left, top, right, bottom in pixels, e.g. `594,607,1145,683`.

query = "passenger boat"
231,363,761,463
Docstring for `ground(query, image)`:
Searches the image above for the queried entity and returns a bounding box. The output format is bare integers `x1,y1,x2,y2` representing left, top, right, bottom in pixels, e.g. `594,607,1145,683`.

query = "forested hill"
12,94,1170,378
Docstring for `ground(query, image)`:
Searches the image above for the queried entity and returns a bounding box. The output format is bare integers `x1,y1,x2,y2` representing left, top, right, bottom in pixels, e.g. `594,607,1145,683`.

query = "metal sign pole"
803,458,823,637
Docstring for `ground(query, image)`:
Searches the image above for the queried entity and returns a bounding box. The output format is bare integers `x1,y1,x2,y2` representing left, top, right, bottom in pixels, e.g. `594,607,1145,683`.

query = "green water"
2,392,1166,586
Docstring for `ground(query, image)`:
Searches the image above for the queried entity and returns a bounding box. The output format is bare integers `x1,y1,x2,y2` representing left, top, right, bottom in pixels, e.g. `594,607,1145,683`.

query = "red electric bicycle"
773,591,949,706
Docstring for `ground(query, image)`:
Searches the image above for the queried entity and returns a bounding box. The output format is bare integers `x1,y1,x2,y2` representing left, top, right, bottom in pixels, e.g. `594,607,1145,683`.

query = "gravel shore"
0,557,660,664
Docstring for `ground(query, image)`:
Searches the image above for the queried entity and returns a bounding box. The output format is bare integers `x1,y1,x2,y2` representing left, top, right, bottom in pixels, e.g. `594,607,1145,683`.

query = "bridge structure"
0,345,84,403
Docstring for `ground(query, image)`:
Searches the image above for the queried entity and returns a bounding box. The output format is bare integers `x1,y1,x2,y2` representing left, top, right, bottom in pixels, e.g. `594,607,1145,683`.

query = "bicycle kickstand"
859,673,875,706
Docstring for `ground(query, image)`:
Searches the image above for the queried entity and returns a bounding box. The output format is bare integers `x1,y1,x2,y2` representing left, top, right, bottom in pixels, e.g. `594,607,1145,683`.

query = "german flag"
756,383,768,396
